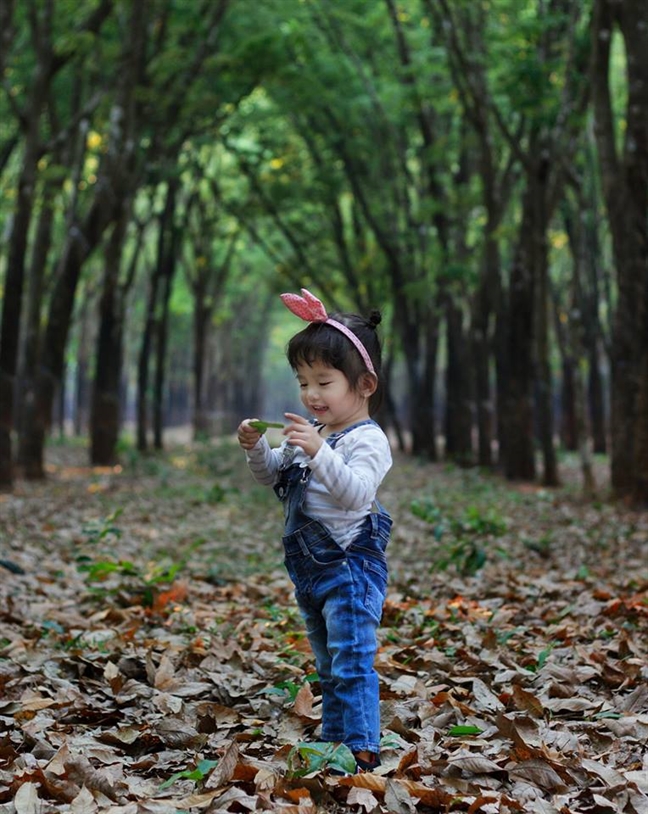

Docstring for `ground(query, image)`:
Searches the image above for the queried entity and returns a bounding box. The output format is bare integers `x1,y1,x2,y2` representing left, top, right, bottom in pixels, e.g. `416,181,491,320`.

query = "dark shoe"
354,753,381,773
327,753,381,775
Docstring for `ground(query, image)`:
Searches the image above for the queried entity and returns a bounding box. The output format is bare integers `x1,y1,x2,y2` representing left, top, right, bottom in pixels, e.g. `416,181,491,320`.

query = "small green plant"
76,509,182,608
286,742,356,777
456,505,507,537
263,673,319,703
410,498,446,539
531,644,555,672
81,509,123,545
205,483,227,504
264,679,303,703
410,497,507,576
159,759,219,790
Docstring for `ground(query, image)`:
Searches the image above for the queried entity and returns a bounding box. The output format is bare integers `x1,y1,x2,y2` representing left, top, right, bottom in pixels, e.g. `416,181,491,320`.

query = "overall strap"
326,418,377,450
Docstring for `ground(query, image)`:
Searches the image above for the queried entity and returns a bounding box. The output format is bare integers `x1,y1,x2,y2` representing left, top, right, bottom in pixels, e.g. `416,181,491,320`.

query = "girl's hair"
287,309,384,413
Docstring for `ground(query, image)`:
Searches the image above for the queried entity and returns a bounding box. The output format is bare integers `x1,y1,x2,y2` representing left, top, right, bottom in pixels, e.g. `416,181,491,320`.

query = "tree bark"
17,1,142,478
591,0,648,505
503,185,537,481
0,12,53,486
153,181,180,450
90,210,129,465
444,295,473,466
16,167,63,477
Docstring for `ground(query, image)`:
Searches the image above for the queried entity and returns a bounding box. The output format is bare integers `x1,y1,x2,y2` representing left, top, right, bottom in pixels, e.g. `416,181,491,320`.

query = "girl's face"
295,360,372,433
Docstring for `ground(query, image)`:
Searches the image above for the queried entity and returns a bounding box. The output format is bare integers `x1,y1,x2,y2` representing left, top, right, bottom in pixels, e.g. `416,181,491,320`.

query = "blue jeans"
282,512,390,753
274,424,391,756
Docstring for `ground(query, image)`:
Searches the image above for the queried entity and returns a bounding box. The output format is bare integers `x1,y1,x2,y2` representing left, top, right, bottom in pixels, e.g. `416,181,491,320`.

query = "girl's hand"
284,412,323,458
237,418,262,450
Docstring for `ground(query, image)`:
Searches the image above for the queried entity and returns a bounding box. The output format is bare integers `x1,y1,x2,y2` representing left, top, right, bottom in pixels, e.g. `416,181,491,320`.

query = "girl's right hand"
237,419,262,450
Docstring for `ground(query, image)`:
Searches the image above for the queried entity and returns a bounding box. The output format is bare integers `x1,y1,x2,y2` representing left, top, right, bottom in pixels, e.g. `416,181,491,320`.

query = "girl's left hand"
284,412,323,458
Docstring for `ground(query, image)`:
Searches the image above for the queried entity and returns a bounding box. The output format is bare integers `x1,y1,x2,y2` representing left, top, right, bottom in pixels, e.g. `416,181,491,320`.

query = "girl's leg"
319,556,386,755
296,594,345,743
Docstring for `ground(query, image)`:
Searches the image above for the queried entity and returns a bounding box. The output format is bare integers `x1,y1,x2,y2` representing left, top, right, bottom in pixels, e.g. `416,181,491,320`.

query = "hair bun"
367,309,382,328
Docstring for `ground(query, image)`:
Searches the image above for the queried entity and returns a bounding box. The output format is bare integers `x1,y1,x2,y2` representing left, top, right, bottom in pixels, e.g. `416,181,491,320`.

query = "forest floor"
1,434,647,814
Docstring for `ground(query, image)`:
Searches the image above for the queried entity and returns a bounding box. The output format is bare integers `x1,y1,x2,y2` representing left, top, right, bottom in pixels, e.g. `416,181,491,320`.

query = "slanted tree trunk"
0,26,52,486
73,285,96,436
16,164,63,478
18,1,143,478
136,264,158,452
152,180,180,450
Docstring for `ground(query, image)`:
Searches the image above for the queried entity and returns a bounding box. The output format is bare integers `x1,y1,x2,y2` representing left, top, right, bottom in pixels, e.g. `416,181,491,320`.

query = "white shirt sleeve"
244,436,282,485
307,425,392,511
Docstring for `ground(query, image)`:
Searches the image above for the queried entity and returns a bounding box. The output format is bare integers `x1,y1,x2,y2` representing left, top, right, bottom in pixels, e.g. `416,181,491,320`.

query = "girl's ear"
359,372,378,398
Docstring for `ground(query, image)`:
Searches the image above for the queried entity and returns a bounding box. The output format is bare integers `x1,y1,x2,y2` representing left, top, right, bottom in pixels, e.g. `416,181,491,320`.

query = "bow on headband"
280,288,376,376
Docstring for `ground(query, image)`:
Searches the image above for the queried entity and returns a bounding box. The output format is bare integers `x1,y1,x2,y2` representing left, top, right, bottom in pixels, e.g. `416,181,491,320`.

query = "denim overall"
273,420,392,755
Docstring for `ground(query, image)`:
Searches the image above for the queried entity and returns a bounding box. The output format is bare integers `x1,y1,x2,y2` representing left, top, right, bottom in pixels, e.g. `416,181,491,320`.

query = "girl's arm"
244,436,282,485
238,419,283,485
307,428,391,511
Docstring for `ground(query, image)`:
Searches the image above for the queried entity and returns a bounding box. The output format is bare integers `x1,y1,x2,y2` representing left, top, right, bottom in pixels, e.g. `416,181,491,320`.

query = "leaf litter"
1,439,647,813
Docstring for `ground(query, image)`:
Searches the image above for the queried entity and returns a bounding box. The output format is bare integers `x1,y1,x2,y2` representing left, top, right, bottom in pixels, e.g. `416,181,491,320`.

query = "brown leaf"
205,740,240,789
293,681,318,720
472,677,505,712
66,755,124,803
69,785,98,814
384,777,417,813
448,754,505,775
154,718,206,749
508,759,568,791
511,684,544,717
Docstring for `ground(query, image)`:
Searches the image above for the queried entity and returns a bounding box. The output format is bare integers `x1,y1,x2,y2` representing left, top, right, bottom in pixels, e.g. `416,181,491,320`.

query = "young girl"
237,288,392,773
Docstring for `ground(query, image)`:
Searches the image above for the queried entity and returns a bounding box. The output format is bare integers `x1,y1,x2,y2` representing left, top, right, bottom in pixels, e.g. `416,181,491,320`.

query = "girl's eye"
320,381,332,386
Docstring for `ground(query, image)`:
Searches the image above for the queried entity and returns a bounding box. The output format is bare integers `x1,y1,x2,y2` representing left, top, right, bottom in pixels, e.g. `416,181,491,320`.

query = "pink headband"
280,288,376,376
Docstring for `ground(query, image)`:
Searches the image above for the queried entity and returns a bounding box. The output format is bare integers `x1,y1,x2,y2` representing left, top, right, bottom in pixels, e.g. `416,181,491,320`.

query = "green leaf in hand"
249,420,284,433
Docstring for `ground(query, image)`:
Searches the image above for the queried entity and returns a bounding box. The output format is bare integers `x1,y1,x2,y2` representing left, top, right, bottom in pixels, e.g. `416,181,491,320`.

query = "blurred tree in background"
0,0,646,506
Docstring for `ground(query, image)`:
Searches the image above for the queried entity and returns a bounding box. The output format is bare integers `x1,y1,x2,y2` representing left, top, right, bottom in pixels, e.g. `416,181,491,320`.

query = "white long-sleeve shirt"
245,422,392,549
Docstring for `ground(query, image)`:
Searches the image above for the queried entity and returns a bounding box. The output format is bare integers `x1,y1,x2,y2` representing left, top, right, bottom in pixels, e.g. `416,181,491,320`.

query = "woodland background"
0,0,647,503
1,2,648,813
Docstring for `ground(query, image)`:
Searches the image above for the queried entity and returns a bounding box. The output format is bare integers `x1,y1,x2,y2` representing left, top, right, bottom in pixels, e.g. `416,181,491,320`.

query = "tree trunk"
74,288,95,436
560,360,577,451
471,232,502,468
0,92,46,487
18,0,144,476
136,270,158,452
90,211,129,466
533,162,559,487
193,298,211,438
16,170,61,478
444,296,473,465
591,0,648,505
399,297,438,459
502,191,536,481
588,350,607,455
153,182,180,450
